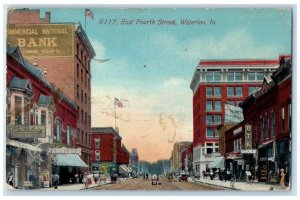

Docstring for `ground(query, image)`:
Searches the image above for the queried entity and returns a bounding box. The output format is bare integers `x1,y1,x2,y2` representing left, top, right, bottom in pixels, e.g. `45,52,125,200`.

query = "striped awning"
55,154,88,168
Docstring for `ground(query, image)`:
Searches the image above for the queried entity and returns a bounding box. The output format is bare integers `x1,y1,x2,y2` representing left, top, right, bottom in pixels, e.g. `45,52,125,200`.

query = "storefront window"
256,72,264,80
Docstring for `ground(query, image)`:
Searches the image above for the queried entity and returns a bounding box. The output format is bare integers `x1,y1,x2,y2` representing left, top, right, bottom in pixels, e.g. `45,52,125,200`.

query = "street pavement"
89,177,225,190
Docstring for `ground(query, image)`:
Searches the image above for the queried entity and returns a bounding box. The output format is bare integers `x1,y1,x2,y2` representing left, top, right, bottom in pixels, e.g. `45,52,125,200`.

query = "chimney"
45,12,51,23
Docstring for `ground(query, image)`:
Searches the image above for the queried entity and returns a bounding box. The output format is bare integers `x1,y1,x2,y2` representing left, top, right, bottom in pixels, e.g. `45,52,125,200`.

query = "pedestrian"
209,169,214,180
245,170,251,184
7,172,13,187
279,168,286,187
52,173,59,189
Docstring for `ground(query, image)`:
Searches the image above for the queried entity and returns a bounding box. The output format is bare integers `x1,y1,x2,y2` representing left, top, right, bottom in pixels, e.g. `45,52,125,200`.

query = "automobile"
179,173,188,182
166,173,174,181
132,173,138,179
151,174,161,185
110,173,118,184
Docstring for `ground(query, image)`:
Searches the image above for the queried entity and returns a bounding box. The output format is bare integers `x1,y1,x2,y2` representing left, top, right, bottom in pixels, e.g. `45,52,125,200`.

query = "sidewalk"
189,177,290,191
38,179,112,191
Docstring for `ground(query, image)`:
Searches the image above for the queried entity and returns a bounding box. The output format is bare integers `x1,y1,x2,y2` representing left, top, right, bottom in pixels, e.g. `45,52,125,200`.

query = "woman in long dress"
279,168,286,187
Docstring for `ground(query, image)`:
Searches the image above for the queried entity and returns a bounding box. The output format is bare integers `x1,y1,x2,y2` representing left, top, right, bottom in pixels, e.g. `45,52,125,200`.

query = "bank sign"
7,24,74,57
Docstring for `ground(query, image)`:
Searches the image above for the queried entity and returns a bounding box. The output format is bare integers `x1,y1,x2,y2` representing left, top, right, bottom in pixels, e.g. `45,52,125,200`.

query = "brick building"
90,127,130,175
6,45,87,188
7,9,96,167
171,141,192,173
190,58,281,174
239,56,292,184
180,143,193,173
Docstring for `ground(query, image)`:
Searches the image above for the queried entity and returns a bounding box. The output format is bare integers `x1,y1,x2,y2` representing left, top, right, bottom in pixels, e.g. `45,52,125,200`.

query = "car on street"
132,173,138,179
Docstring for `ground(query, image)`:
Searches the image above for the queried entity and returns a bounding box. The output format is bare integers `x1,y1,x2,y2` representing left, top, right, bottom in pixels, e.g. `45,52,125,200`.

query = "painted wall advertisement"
7,24,74,57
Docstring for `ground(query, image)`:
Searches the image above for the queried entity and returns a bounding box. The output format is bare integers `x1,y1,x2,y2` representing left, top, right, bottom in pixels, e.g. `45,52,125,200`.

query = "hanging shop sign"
47,147,81,155
241,149,257,154
7,139,42,152
7,125,46,138
244,124,252,150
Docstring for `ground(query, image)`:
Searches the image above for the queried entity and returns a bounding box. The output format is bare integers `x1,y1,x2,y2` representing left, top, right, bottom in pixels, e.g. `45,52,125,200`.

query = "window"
215,101,221,111
95,138,100,148
76,43,79,55
206,115,213,125
214,115,221,124
227,101,234,106
266,114,269,139
227,87,234,96
206,128,213,138
41,110,46,125
81,69,83,82
81,131,84,145
214,129,219,138
236,87,242,96
206,101,213,111
288,104,291,130
81,109,84,123
256,72,264,80
214,87,221,96
206,143,213,154
85,112,87,125
214,72,221,81
206,87,213,97
281,107,285,131
271,110,275,137
248,72,255,81
77,85,80,99
67,125,70,145
206,72,213,82
85,93,87,104
88,115,91,127
56,119,62,142
81,89,83,102
248,87,259,95
227,72,234,82
95,150,100,161
235,72,243,81
77,64,79,79
260,116,264,141
15,96,22,125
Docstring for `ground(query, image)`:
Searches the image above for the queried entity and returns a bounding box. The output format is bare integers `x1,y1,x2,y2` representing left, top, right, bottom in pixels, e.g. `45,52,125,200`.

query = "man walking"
52,173,59,189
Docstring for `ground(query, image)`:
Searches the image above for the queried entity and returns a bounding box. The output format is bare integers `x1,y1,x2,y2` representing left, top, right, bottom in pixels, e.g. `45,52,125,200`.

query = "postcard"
4,7,292,192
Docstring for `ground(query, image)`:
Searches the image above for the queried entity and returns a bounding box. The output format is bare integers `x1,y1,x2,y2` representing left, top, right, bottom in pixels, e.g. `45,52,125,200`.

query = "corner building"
7,9,96,167
190,58,282,174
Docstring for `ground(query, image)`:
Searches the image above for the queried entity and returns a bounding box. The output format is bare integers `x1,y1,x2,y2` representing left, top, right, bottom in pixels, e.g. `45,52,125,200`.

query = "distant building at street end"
90,127,130,175
171,141,192,173
190,57,283,174
130,148,139,174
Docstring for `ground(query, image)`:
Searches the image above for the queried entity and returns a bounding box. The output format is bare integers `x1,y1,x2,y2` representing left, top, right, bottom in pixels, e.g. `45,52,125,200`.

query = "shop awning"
208,156,225,169
119,165,130,174
55,154,88,168
6,139,42,152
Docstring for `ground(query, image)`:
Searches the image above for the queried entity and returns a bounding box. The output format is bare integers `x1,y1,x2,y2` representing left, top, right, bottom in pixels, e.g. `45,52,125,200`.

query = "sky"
36,7,292,162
